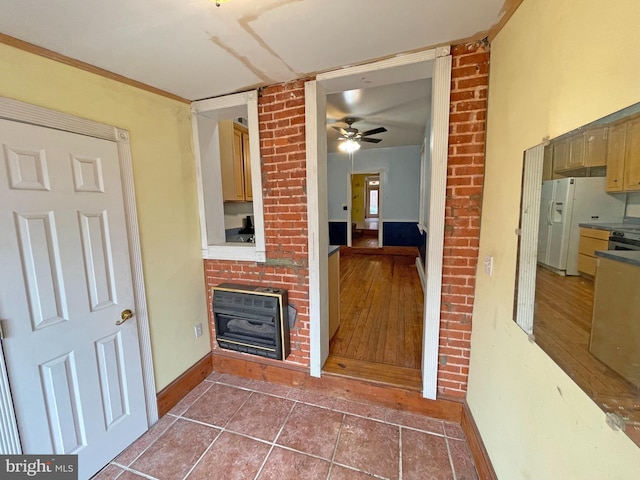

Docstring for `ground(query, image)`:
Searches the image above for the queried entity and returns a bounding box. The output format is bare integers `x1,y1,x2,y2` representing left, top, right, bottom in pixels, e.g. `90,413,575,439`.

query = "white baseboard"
415,256,426,292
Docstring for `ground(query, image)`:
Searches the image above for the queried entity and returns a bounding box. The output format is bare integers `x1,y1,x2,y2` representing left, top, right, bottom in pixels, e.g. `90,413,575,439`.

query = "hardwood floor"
323,250,423,390
533,266,640,440
352,234,379,248
352,228,379,248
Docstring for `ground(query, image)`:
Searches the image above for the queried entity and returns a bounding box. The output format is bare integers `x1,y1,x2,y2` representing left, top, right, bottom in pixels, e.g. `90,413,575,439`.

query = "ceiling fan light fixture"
339,139,361,153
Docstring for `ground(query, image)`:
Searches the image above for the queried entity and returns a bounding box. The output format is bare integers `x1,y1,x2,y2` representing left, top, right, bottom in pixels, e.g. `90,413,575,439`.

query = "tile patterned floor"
93,372,478,480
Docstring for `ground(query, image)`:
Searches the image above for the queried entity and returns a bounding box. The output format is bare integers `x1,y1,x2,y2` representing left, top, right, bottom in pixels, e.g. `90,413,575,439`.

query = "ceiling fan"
332,117,387,146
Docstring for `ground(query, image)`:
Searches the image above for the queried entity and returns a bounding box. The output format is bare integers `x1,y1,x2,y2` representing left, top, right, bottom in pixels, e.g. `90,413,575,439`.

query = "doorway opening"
306,47,452,400
351,172,381,248
324,246,424,389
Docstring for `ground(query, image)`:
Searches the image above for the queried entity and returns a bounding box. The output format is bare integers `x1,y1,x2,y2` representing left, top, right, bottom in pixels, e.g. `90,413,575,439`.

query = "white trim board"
306,47,451,399
421,52,452,399
0,96,158,453
191,91,267,263
515,144,545,335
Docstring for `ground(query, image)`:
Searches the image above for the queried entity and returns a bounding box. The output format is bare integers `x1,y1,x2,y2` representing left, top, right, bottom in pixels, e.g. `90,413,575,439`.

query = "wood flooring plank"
323,355,422,391
327,252,424,387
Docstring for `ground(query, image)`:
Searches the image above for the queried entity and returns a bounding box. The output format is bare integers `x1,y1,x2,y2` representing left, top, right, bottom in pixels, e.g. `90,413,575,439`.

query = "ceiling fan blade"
360,137,382,143
361,126,387,136
332,126,348,136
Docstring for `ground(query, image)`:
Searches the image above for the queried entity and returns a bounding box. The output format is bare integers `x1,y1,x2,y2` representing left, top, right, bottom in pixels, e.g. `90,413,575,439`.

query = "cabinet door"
242,131,252,200
232,127,246,200
584,127,607,167
623,116,640,191
606,122,626,192
553,139,569,172
568,133,585,168
219,120,242,201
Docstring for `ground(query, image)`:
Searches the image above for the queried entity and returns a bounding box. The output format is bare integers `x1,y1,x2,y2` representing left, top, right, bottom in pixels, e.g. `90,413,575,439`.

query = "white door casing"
305,80,329,377
307,47,451,398
0,98,157,476
420,51,452,399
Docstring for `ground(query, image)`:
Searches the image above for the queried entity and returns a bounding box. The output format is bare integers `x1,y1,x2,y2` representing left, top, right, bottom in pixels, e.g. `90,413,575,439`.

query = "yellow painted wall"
0,44,210,391
470,0,640,477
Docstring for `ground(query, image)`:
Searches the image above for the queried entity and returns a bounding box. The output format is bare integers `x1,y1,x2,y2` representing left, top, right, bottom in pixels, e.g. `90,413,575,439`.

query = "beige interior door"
0,119,148,478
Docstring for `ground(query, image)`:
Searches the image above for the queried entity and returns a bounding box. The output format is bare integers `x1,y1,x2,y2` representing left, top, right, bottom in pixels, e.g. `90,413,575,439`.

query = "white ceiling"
0,0,504,151
326,78,432,153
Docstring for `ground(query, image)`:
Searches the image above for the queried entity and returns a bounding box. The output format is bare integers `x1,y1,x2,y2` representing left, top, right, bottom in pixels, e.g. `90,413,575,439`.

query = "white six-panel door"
0,118,148,478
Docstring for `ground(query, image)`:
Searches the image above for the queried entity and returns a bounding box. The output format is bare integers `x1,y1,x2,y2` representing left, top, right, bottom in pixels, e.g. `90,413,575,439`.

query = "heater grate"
212,284,290,360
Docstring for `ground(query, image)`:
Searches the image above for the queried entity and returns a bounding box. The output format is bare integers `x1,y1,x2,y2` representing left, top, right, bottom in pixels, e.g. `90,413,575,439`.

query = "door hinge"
0,320,4,340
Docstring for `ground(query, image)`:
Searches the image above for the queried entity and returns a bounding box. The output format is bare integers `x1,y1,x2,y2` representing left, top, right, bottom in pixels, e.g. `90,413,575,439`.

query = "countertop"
595,249,640,267
579,222,640,233
329,245,340,257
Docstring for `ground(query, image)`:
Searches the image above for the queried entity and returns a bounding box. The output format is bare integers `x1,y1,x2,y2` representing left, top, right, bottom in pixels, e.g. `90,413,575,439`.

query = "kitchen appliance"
537,177,626,275
608,230,640,251
239,214,254,234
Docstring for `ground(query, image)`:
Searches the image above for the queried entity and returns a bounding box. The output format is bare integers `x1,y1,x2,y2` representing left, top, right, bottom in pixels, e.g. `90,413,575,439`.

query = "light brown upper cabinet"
220,120,252,201
574,127,608,169
606,122,626,191
567,132,586,169
606,114,640,192
553,126,608,174
552,138,569,172
623,116,640,191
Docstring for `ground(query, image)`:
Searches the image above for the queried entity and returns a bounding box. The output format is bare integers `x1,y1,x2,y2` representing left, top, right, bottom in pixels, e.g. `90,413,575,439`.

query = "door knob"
116,309,134,325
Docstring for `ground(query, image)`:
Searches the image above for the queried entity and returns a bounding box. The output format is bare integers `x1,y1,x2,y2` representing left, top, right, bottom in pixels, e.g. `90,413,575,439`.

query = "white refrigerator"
537,177,626,275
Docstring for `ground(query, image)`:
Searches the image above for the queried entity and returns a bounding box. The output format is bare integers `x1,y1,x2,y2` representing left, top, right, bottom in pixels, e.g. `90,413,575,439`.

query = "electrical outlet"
194,323,203,338
483,255,494,276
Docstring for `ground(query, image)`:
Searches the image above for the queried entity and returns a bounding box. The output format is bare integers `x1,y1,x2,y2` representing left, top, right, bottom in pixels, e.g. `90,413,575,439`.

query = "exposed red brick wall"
437,41,489,397
204,79,311,368
204,49,489,396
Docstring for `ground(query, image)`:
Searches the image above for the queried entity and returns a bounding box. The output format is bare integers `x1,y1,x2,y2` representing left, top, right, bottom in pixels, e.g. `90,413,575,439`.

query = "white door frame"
0,97,157,453
305,47,452,399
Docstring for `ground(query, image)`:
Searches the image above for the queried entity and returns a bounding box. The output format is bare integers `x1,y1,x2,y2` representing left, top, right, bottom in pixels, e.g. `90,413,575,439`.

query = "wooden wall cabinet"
581,127,608,168
606,115,640,192
577,227,610,277
623,116,640,191
552,138,569,172
552,127,608,175
567,133,586,169
220,120,252,201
